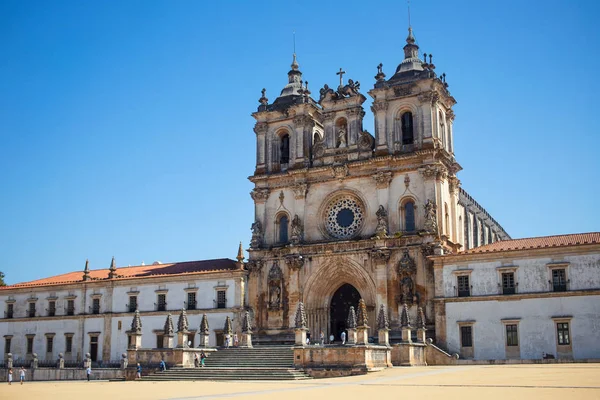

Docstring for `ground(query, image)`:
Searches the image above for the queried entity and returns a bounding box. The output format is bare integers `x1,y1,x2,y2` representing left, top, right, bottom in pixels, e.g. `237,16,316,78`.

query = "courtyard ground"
1,364,598,400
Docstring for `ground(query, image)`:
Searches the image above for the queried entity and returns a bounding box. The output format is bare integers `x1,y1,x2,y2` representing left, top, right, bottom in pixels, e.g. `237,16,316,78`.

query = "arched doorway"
330,283,361,341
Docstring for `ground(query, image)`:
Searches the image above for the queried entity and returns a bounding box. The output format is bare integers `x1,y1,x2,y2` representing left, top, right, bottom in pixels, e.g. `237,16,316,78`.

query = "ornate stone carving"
373,205,388,239
423,199,439,234
345,108,364,118
371,101,388,113
267,261,283,310
346,306,357,329
322,111,335,121
404,174,410,189
324,195,365,239
336,126,347,148
242,311,252,333
448,176,460,194
312,134,325,159
377,304,389,330
131,309,142,333
290,215,303,245
163,314,174,335
223,316,232,335
250,220,263,249
446,109,455,121
400,303,411,328
254,122,268,135
199,313,209,334
294,302,307,329
416,307,426,329
393,86,413,97
246,259,264,275
332,164,349,181
356,299,369,328
278,191,285,205
373,171,393,188
285,254,304,271
421,244,435,258
372,249,391,263
398,249,417,305
250,188,270,202
292,183,308,199
419,164,446,180
177,308,189,333
358,130,375,151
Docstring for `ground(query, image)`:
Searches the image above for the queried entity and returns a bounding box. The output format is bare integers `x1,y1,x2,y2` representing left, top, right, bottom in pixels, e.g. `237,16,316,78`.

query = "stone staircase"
143,346,311,381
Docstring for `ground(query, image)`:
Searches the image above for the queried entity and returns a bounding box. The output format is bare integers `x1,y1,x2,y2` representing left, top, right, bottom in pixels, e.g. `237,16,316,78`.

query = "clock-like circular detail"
324,196,364,239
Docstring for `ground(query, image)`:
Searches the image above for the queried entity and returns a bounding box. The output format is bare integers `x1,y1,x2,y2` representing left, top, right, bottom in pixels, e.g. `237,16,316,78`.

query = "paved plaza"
1,365,599,400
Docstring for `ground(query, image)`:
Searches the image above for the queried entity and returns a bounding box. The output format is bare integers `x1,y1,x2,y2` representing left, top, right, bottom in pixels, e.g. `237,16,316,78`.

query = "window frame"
400,198,416,233
401,111,414,145
28,301,36,318
6,303,14,319
556,322,570,345
457,274,471,297
156,293,167,312
4,336,12,354
65,334,73,354
26,335,35,354
497,265,518,295
45,334,55,354
459,325,473,348
276,213,290,244
187,292,197,310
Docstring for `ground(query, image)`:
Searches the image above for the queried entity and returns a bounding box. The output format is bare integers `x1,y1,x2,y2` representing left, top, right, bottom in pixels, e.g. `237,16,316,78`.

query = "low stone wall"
127,348,217,369
0,368,124,381
424,341,459,365
391,343,427,366
293,344,391,378
454,358,600,365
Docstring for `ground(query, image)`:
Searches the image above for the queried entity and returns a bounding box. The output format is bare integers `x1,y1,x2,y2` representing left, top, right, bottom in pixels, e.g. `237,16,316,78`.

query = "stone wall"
0,368,123,382
293,345,391,377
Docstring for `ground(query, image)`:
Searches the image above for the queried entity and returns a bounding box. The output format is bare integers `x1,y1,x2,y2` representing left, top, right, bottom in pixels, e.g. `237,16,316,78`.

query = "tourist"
329,334,334,344
225,334,230,349
160,359,166,372
7,368,12,385
136,363,142,379
194,353,199,368
86,365,92,381
320,331,324,345
306,337,310,345
200,350,206,368
341,331,346,345
233,332,239,347
19,367,25,385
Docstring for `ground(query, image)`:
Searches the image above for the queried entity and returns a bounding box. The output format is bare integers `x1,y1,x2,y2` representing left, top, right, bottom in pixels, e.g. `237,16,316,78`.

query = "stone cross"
336,68,346,88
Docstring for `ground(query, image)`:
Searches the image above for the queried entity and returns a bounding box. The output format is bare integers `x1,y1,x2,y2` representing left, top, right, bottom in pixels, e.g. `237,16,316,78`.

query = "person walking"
233,332,239,347
136,363,142,379
19,367,25,385
7,368,12,385
200,350,207,368
320,331,325,346
225,334,230,349
160,359,166,372
194,353,199,368
341,330,346,345
86,365,92,381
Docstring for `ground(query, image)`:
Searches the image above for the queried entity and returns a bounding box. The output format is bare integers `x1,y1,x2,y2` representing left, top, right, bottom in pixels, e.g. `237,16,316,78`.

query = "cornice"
435,288,600,303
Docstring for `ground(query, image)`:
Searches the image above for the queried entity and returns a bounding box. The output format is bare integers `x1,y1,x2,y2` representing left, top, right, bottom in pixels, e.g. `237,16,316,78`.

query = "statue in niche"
423,199,438,234
290,214,303,245
267,262,283,310
312,133,325,159
250,220,263,248
337,126,347,148
374,205,388,238
397,249,417,305
358,130,375,150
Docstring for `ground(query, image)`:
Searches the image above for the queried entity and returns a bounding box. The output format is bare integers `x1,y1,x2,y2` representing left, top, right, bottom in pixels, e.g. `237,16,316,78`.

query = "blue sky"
1,0,599,285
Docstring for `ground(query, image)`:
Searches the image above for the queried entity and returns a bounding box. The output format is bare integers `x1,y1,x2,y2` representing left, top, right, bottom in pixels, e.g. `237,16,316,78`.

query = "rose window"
325,196,364,239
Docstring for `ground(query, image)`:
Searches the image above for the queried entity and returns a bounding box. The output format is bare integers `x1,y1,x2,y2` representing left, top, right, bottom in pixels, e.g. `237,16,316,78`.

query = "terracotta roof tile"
461,232,600,255
0,258,238,290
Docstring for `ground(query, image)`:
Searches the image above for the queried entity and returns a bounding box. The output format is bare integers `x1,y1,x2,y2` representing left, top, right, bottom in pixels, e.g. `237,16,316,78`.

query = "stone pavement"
1,365,599,400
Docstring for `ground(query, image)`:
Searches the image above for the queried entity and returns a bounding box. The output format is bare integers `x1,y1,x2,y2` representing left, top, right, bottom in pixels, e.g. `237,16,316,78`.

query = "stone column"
176,309,190,348
163,334,174,349
130,333,142,350
371,100,388,155
198,314,210,348
400,303,412,343
240,311,253,348
130,309,143,349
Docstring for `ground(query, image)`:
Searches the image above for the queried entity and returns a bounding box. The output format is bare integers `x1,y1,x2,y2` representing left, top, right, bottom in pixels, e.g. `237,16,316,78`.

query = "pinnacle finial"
83,259,90,281
236,242,244,263
108,256,117,279
177,308,189,333
377,304,389,330
346,306,357,329
163,314,174,335
223,316,233,335
416,307,426,329
406,26,416,44
200,313,209,334
294,302,307,329
356,299,369,327
400,303,412,328
291,53,299,71
131,309,142,333
242,311,252,333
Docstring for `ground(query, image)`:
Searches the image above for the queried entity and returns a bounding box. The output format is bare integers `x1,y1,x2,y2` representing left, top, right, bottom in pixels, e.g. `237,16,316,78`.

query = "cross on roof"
336,68,346,88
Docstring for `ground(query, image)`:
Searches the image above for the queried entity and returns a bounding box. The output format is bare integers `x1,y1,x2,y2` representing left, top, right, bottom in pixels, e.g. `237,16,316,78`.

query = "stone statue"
423,200,438,234
319,84,335,102
358,129,375,150
312,133,325,159
269,285,281,309
267,262,283,310
250,220,263,248
337,127,347,148
290,214,303,244
400,276,415,305
337,79,361,97
374,205,388,238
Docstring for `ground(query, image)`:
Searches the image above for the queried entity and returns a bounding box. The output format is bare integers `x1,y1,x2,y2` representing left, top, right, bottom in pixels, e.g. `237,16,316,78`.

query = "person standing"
160,359,166,372
341,331,346,345
19,367,25,385
86,365,92,381
233,332,239,347
225,334,230,349
194,353,199,368
136,363,142,379
7,368,12,385
320,331,325,346
200,350,206,367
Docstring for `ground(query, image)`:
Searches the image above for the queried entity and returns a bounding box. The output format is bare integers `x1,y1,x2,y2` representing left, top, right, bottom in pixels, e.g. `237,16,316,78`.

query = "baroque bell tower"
246,28,465,344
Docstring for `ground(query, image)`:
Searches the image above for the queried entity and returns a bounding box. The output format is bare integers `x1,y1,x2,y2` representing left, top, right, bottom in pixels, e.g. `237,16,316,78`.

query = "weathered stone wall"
0,367,123,382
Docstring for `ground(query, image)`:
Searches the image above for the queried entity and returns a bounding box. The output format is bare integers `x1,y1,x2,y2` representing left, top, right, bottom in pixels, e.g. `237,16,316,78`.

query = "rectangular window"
187,292,197,310
506,324,518,346
157,294,167,311
26,336,34,354
156,334,164,349
28,302,36,318
557,322,570,345
457,275,470,297
5,337,11,354
552,269,567,292
460,326,473,347
48,301,56,317
502,273,515,295
92,298,100,314
6,304,13,319
217,290,226,309
67,300,75,316
65,336,73,353
188,334,195,348
46,336,53,353
128,296,137,313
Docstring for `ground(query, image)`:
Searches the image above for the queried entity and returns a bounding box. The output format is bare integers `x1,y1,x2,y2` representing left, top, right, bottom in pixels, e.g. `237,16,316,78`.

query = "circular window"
324,196,364,239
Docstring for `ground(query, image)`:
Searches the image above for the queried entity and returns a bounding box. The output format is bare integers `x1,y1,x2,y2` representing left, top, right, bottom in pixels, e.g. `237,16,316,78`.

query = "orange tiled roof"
461,232,600,254
0,258,238,290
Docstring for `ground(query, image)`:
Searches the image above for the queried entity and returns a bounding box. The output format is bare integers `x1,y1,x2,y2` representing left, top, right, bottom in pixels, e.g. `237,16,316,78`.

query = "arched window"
280,134,290,164
401,112,414,145
278,215,289,244
404,201,415,232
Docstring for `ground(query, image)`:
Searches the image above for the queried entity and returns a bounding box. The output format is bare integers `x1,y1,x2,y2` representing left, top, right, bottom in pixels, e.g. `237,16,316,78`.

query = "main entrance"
330,283,361,341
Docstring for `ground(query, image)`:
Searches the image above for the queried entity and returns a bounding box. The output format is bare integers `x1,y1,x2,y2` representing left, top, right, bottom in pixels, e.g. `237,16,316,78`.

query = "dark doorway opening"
89,336,98,361
330,283,361,342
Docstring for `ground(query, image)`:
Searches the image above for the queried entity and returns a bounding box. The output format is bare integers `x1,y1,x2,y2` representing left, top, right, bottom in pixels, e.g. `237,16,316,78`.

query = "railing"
37,359,57,368
4,311,13,319
155,303,167,312
185,301,197,310
91,360,121,368
64,360,83,368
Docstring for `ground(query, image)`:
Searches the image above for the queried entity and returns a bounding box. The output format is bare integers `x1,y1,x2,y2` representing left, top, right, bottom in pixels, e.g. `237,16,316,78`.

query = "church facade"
246,27,509,343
